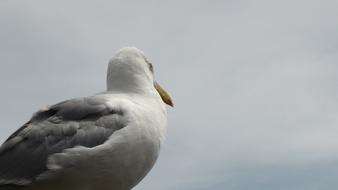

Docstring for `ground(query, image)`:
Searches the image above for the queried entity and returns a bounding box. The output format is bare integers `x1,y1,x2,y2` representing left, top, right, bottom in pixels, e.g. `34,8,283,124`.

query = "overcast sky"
1,0,338,189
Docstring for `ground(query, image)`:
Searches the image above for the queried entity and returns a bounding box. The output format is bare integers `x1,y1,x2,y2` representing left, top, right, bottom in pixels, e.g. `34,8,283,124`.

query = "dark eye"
144,56,154,73
143,55,154,74
148,62,154,73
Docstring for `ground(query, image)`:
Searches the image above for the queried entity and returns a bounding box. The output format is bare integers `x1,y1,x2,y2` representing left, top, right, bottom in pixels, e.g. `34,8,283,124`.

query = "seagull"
0,47,173,190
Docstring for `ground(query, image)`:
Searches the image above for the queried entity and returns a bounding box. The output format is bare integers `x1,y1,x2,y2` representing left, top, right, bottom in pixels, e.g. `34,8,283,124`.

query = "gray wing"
0,96,127,187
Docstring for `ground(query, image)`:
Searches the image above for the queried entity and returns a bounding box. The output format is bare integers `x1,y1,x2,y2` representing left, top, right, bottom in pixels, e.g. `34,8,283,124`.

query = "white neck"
106,48,154,94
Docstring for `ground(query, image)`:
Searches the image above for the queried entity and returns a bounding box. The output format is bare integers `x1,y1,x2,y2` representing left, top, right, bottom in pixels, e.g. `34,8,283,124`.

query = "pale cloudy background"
1,0,338,189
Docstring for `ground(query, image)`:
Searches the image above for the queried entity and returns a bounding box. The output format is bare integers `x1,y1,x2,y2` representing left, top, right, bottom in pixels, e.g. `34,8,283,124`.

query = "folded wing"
0,96,127,187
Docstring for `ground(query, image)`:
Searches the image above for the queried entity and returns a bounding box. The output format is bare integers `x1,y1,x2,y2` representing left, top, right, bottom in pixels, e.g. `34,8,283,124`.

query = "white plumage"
0,47,173,190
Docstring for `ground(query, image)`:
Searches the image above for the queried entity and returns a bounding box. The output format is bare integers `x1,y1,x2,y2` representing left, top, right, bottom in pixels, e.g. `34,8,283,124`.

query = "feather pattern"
0,96,127,187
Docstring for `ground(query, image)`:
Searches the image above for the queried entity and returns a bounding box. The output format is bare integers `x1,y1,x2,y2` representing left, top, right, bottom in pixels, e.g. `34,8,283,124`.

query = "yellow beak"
154,81,174,107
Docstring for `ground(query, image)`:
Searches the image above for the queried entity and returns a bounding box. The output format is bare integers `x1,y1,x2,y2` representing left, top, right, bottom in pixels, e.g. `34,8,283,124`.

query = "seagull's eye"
148,62,154,73
144,57,154,73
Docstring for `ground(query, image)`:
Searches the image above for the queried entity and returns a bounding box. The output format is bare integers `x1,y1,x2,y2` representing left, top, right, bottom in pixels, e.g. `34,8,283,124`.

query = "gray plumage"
0,47,171,190
0,96,127,188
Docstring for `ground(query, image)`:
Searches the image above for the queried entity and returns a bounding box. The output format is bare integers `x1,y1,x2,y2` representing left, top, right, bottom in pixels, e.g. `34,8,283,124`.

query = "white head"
107,47,173,106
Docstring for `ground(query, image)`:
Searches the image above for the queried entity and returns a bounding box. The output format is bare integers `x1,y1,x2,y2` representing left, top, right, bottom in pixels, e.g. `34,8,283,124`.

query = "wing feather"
0,96,127,187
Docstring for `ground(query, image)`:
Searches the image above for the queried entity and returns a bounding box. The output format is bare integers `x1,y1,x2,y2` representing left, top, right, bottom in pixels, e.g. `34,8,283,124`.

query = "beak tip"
168,101,174,107
154,81,174,108
163,97,174,107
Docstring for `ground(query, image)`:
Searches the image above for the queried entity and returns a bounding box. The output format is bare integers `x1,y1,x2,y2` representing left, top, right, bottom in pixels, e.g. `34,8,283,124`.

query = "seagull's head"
107,47,173,107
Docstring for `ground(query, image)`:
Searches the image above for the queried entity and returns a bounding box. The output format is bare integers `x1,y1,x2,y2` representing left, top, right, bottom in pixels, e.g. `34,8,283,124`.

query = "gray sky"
1,0,338,189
